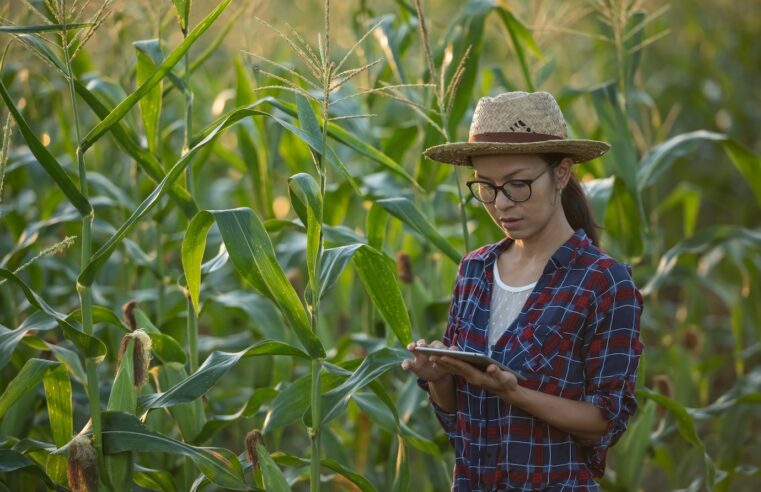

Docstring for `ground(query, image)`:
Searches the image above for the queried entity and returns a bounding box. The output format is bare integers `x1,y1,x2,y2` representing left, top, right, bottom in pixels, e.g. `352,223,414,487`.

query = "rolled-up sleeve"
580,263,644,476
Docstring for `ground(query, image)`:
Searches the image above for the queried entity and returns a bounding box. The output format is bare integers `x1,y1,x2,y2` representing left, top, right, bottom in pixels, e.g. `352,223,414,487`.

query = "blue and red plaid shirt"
419,229,643,491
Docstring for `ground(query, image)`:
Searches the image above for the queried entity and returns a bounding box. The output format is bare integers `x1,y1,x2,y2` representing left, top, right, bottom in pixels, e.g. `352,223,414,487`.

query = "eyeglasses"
466,165,553,204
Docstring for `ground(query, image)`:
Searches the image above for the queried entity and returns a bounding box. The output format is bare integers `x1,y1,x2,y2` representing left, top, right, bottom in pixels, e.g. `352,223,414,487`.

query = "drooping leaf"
207,208,323,357
102,411,248,490
0,269,106,360
139,341,309,412
643,226,761,295
318,348,409,424
376,197,461,264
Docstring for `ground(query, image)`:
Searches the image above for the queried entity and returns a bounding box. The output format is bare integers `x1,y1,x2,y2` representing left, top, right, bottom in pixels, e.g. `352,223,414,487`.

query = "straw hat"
423,91,610,166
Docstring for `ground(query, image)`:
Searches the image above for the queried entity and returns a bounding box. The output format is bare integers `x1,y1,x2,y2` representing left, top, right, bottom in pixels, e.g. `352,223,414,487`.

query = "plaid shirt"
419,229,643,491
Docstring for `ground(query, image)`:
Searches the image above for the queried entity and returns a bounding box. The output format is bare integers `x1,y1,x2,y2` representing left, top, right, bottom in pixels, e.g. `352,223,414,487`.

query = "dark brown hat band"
468,132,564,143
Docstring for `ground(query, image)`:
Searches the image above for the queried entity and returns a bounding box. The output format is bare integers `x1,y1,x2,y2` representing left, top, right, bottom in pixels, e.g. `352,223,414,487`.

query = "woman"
401,91,643,491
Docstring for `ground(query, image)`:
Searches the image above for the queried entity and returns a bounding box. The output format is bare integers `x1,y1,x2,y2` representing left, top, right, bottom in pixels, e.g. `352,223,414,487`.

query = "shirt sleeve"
416,258,465,438
579,262,644,476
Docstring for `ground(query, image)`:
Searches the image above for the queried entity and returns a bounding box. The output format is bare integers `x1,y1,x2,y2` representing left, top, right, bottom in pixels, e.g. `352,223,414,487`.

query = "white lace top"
487,259,536,354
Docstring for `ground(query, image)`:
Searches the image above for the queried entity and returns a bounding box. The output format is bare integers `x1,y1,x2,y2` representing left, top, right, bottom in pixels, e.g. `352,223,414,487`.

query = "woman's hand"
401,339,453,383
433,352,521,399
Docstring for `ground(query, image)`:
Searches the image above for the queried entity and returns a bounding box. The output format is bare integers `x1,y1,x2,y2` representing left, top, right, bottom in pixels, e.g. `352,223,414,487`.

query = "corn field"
1,0,760,490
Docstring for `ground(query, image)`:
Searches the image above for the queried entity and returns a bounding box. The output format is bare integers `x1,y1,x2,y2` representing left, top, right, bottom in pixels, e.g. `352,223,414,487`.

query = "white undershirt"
487,260,536,354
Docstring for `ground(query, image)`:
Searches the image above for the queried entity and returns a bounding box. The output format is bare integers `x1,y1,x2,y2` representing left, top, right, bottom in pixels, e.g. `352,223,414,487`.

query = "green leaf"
210,208,324,358
643,226,761,295
319,348,409,424
102,411,248,490
366,203,390,251
496,8,542,91
0,269,106,360
271,452,377,492
171,0,191,31
134,464,178,492
0,450,62,490
78,99,266,287
182,211,216,315
376,197,461,264
140,341,309,411
616,400,656,490
0,358,60,418
135,41,163,154
0,78,91,216
0,23,91,33
42,364,73,447
391,435,409,492
318,244,363,300
256,441,290,492
288,172,323,300
80,0,233,152
265,98,421,190
72,76,196,217
128,308,187,365
603,177,644,259
638,130,729,190
108,338,137,413
352,246,413,346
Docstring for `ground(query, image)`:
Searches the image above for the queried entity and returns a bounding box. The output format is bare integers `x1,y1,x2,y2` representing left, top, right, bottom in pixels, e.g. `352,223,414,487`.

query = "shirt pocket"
516,322,566,374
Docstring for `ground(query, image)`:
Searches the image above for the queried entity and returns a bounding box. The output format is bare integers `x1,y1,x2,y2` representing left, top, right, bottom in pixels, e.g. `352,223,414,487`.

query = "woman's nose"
494,189,515,210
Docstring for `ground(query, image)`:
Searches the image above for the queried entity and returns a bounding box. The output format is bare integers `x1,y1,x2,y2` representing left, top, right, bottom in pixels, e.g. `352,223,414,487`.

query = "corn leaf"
0,269,106,360
0,24,91,34
135,41,163,155
80,0,233,152
0,358,60,418
376,197,461,264
42,364,72,484
288,172,322,301
256,441,290,492
102,411,248,490
192,208,324,358
0,79,91,216
139,341,310,412
317,348,409,425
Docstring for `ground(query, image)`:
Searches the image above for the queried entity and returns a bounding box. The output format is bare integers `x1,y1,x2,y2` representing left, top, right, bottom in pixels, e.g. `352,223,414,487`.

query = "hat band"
468,132,564,143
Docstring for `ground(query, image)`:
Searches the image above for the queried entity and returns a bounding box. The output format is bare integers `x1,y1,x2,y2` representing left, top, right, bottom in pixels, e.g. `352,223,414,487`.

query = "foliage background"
1,0,760,491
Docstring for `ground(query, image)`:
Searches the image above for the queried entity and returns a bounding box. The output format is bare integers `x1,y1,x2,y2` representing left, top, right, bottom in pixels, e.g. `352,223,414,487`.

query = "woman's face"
470,153,570,241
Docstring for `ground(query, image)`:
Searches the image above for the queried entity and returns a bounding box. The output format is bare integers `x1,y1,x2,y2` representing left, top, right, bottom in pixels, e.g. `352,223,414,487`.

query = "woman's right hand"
401,339,453,383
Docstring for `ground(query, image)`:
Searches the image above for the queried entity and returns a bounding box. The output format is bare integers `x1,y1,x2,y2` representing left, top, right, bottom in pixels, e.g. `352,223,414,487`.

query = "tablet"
414,346,526,381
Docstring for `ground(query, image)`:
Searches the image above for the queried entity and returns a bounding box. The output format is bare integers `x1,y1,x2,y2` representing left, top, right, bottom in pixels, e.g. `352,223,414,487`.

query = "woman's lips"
500,218,521,228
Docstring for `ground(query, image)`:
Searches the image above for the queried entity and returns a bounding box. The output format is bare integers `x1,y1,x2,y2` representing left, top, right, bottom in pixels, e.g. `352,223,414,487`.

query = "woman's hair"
541,153,600,245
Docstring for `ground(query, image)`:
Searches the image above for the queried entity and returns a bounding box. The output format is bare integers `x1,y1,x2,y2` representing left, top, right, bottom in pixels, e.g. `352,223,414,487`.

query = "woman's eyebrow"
474,168,529,181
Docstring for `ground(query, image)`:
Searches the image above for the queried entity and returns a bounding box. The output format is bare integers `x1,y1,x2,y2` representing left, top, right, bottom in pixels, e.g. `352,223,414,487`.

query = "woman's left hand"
431,350,521,399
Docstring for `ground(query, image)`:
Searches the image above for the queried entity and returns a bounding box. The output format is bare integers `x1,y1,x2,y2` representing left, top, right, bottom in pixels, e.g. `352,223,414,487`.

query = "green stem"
156,223,164,326
310,358,322,491
186,291,199,373
183,32,194,196
62,21,107,489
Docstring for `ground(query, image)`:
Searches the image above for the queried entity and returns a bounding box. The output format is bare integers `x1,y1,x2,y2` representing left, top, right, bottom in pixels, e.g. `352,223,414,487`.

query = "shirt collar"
471,228,591,270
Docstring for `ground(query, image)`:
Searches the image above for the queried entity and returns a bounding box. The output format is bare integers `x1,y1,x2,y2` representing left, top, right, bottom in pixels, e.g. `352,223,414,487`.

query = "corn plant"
1,0,761,491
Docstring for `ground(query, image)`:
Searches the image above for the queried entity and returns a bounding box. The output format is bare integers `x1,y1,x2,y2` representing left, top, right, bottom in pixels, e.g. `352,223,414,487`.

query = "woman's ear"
553,157,574,189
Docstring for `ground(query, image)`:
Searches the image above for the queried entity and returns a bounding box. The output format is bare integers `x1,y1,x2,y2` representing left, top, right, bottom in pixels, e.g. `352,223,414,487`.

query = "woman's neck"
509,212,575,264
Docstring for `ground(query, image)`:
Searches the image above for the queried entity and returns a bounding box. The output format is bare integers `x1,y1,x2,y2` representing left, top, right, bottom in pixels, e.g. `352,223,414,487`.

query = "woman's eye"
508,181,529,189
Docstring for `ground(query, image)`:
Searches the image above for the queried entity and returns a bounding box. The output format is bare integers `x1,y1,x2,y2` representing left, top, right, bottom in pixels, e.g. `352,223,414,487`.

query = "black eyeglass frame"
465,160,559,204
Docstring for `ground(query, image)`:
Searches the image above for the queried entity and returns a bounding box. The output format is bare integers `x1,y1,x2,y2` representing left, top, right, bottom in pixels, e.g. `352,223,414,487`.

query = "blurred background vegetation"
1,0,760,490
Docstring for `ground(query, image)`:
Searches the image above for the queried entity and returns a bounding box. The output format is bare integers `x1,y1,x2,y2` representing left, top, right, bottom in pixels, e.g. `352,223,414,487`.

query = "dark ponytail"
542,154,600,245
561,173,599,245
